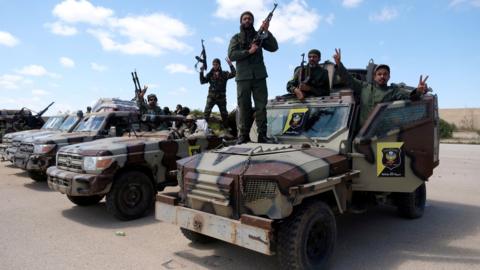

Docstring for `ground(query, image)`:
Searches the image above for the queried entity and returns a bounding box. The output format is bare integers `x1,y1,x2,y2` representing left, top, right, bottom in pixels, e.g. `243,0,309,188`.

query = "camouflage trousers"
204,92,229,128
236,78,268,137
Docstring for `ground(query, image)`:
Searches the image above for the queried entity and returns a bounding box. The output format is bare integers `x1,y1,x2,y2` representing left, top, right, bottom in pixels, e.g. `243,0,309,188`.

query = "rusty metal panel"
155,202,273,255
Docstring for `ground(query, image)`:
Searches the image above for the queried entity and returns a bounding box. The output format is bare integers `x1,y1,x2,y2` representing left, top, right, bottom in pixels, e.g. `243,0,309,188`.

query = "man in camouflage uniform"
200,58,236,129
333,48,429,129
286,49,330,100
136,86,164,115
228,11,278,144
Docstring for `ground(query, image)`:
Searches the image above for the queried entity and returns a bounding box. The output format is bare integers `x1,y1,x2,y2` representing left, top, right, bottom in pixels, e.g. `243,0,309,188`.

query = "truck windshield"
267,106,350,139
42,116,65,130
74,116,105,132
58,116,80,132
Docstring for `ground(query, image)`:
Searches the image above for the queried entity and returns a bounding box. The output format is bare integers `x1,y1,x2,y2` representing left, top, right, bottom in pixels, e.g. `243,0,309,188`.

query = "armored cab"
156,62,439,270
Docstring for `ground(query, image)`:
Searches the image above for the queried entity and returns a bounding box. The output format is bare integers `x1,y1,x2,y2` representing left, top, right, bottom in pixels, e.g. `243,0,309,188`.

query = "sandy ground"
0,144,479,270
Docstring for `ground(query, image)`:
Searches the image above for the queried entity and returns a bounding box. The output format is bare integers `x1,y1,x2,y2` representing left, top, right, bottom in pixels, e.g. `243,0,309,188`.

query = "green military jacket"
228,31,278,81
286,65,330,96
200,65,236,94
136,98,164,116
336,62,420,127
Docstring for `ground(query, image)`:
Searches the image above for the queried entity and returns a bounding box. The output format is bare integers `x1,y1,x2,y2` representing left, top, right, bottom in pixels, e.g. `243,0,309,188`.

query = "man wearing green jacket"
228,11,278,144
286,49,330,100
333,48,429,129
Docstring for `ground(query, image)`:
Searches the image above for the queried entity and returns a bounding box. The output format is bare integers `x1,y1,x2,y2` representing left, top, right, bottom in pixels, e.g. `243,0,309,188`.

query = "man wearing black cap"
200,57,236,129
228,10,279,144
333,48,429,128
286,49,330,100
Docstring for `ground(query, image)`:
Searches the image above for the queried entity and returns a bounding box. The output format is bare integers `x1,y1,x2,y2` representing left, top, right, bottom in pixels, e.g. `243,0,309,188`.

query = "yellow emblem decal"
377,142,405,177
188,145,201,156
283,107,309,135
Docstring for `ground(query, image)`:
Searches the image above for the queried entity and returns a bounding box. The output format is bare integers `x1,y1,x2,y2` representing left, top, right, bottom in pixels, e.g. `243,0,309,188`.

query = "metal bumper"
47,166,113,196
26,154,54,173
13,152,29,169
5,147,17,162
155,194,274,255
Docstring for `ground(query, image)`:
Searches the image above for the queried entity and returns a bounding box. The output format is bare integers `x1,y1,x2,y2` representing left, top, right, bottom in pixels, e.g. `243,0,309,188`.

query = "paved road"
0,144,479,270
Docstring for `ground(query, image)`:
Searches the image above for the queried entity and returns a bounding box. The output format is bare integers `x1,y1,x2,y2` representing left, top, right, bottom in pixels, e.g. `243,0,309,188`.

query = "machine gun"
251,3,278,46
298,53,310,84
194,39,207,72
35,102,54,118
131,70,143,101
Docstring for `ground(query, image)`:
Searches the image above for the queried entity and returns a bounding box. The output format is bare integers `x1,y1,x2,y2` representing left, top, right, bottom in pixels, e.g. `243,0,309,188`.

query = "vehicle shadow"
14,171,29,177
171,200,480,270
61,202,159,229
23,181,52,192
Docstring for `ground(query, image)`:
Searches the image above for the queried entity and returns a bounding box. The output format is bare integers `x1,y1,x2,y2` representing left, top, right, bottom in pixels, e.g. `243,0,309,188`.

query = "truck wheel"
106,171,154,221
277,201,336,270
180,228,215,244
394,183,426,219
28,171,47,182
67,195,104,206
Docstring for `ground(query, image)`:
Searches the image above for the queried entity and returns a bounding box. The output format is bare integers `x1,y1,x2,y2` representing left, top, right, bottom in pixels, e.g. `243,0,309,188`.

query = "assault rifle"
194,39,207,72
298,53,309,84
251,3,278,46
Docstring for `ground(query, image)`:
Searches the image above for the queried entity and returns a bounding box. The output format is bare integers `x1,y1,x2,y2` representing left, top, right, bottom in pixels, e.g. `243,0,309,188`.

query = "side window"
364,102,429,139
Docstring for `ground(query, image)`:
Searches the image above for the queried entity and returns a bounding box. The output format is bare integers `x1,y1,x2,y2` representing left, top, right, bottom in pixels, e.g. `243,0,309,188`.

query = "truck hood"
19,130,62,143
58,135,169,157
179,143,349,192
33,131,96,145
5,129,42,140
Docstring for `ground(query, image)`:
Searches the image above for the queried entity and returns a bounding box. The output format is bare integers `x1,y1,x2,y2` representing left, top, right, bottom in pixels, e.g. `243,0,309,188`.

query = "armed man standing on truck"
286,49,330,100
333,48,429,129
136,86,164,116
200,58,236,131
228,9,278,144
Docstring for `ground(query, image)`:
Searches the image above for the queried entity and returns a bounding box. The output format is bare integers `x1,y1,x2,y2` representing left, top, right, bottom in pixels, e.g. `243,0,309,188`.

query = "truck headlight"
83,156,114,172
33,144,55,154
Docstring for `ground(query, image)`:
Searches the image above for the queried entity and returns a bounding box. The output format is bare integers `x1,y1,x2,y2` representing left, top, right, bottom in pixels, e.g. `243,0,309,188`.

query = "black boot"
257,133,273,143
237,134,250,144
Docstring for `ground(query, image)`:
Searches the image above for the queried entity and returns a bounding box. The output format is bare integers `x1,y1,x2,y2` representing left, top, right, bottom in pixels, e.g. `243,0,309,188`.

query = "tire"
277,201,336,270
67,195,104,206
106,171,155,221
28,171,47,182
394,183,426,219
180,228,216,244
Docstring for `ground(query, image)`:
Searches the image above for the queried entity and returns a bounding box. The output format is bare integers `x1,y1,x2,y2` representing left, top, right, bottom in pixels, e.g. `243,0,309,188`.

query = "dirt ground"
0,144,479,270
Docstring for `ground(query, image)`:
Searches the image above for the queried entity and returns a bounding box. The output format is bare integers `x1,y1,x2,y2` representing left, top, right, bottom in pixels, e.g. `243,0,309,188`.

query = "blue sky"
1,0,479,115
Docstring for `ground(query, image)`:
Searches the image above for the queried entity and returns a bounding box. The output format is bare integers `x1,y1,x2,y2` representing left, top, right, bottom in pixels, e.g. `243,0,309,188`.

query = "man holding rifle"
286,49,330,100
228,7,278,144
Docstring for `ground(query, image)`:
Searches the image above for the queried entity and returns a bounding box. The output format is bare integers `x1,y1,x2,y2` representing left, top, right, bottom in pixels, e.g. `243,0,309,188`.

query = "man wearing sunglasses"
136,86,164,116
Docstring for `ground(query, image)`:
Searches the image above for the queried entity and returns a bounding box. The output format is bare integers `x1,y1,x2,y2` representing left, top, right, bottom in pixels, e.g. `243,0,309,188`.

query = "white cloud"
49,1,192,56
214,0,321,44
91,62,107,72
60,57,75,68
45,22,78,36
0,31,20,47
369,7,399,22
212,36,225,44
342,0,364,8
16,65,59,78
52,0,113,25
449,0,480,7
165,63,195,74
32,89,51,96
0,74,24,90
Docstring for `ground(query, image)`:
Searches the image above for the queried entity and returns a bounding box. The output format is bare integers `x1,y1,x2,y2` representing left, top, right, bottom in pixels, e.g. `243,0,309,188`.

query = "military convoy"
0,61,439,270
155,66,439,269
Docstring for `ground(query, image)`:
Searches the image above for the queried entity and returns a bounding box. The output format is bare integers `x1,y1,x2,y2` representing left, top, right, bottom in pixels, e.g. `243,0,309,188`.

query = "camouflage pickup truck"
1,114,69,162
16,110,139,182
156,83,439,268
47,116,223,220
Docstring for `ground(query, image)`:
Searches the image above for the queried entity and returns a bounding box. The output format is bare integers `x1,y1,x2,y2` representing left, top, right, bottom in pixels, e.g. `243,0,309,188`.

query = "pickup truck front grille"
243,180,277,203
18,143,34,154
57,153,83,172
